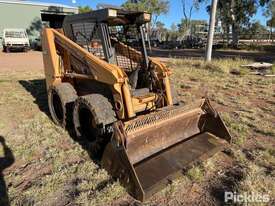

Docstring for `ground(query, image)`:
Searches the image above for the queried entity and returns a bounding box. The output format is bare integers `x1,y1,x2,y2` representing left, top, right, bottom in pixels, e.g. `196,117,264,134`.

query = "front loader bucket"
102,98,231,201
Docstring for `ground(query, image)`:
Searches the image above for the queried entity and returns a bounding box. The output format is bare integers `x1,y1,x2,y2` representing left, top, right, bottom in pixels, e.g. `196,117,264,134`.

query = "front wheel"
3,46,10,53
23,47,29,52
73,94,117,158
48,83,77,128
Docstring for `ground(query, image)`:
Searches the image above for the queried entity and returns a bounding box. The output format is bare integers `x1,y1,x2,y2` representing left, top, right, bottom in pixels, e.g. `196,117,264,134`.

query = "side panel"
42,28,62,90
42,28,135,120
52,29,125,85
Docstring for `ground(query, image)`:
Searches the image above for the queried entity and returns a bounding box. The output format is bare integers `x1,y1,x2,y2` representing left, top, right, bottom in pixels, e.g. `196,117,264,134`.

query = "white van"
2,29,30,52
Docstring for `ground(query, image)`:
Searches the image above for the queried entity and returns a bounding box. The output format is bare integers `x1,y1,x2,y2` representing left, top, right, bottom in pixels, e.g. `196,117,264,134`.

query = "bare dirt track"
0,51,274,205
150,47,274,62
0,51,43,72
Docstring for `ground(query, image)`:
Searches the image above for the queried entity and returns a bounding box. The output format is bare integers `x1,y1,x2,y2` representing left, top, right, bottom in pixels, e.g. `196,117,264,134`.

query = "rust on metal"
102,98,232,201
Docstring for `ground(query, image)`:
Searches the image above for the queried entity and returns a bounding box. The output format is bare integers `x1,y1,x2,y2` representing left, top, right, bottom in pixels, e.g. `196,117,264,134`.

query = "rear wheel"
3,46,10,53
48,83,77,128
23,47,29,52
73,94,117,158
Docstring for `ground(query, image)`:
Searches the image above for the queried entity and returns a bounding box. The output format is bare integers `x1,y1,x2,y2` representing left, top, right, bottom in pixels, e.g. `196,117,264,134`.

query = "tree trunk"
271,22,273,43
232,23,239,48
230,0,239,48
226,24,230,47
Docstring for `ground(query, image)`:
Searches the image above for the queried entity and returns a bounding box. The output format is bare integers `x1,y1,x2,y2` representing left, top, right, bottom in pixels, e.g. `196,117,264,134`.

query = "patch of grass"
238,163,275,205
187,165,205,182
258,149,275,168
222,113,248,146
169,58,250,74
253,124,275,137
0,79,12,83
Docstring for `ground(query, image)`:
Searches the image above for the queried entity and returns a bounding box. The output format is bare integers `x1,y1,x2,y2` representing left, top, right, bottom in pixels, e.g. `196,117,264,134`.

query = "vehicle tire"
23,47,29,52
73,94,117,158
48,83,77,128
5,46,10,53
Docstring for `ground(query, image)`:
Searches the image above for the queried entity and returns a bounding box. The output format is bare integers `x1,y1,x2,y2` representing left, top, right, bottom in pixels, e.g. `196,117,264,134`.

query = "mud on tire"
48,83,77,128
73,94,117,157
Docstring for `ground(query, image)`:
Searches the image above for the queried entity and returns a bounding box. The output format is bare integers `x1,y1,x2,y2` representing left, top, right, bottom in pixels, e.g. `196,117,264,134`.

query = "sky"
34,0,268,28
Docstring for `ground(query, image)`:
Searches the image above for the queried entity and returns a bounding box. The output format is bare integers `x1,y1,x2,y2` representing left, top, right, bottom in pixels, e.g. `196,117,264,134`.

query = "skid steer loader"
42,8,231,201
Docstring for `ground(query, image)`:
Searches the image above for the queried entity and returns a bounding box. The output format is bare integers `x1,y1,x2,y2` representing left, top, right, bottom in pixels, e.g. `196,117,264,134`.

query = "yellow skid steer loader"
42,8,231,201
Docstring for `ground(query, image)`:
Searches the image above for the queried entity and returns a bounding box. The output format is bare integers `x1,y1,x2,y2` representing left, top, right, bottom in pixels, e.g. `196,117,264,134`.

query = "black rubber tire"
48,83,77,128
73,94,117,157
4,46,10,53
23,47,29,52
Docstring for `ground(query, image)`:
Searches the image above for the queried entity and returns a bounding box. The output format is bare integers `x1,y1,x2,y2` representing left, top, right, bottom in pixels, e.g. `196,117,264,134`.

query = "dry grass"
0,57,274,205
168,58,274,205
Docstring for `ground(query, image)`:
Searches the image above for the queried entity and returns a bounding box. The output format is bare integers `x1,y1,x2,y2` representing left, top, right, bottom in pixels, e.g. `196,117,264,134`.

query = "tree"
122,0,169,28
202,0,270,48
262,0,275,40
180,0,202,35
178,19,207,35
241,21,269,39
78,6,92,13
151,21,168,41
167,23,181,41
260,0,274,18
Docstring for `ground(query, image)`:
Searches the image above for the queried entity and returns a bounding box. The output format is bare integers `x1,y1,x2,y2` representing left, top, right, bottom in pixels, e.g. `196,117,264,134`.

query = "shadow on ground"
209,163,247,205
19,79,49,116
0,136,15,206
18,79,119,206
18,79,103,164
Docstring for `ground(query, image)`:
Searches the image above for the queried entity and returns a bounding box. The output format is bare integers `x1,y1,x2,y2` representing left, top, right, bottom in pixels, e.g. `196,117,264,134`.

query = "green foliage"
180,0,203,35
123,0,169,14
206,0,270,47
265,0,275,27
262,0,275,18
187,166,204,182
156,21,165,30
78,5,92,14
241,21,269,35
178,19,207,35
122,0,169,25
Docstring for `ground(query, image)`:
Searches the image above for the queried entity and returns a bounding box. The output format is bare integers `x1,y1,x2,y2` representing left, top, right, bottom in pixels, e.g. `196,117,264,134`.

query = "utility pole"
205,0,218,61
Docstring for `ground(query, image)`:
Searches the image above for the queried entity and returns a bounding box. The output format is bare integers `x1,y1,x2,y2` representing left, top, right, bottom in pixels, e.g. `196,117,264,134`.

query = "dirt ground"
0,51,274,206
0,51,43,72
150,47,274,62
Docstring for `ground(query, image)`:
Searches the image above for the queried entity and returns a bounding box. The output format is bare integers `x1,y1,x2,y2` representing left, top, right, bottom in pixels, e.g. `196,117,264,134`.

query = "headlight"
137,13,151,23
143,13,151,21
107,9,117,17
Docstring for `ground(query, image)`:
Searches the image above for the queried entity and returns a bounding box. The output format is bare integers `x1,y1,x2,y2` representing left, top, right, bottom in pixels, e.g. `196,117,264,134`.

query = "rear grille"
12,44,24,46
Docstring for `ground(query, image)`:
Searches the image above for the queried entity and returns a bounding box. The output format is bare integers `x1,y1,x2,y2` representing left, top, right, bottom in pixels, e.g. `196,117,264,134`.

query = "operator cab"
63,8,152,96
